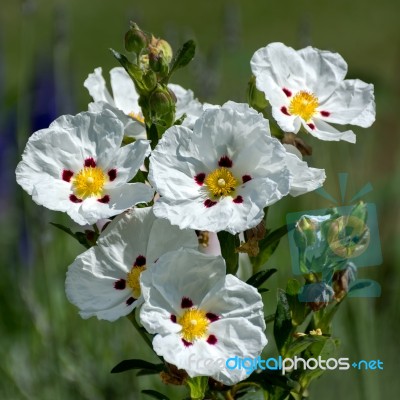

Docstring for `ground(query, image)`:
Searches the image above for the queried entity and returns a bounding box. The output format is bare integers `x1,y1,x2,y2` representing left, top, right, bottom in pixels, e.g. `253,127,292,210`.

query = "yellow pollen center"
72,167,106,199
289,91,319,122
126,265,147,299
178,308,209,342
128,112,145,124
205,167,238,198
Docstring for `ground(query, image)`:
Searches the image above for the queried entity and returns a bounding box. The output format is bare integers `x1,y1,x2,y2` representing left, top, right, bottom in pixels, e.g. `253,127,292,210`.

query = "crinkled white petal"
251,43,306,105
106,183,154,212
168,83,203,128
297,46,348,101
283,144,326,196
66,247,139,321
108,139,150,186
140,249,226,320
201,274,266,330
110,67,141,115
307,119,356,143
319,79,375,127
84,67,115,105
88,101,146,139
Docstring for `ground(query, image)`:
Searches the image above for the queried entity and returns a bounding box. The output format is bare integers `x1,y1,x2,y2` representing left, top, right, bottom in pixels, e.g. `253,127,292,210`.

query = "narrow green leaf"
246,268,277,288
111,359,164,374
142,390,170,400
285,279,309,327
274,289,294,355
168,40,196,77
217,231,239,275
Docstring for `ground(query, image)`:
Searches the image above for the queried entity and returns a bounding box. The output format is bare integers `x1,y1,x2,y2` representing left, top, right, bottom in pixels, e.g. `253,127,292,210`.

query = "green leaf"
186,376,208,400
285,279,309,327
274,289,294,355
111,359,164,374
130,169,147,183
250,225,288,272
110,48,147,94
168,40,196,78
246,268,277,288
217,231,240,275
50,222,91,249
285,335,328,359
142,390,170,400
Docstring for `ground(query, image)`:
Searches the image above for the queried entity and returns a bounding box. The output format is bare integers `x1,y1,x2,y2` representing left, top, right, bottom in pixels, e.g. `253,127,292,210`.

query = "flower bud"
150,36,173,64
294,215,317,249
125,22,148,55
332,262,357,301
247,75,269,111
299,282,334,311
149,84,176,126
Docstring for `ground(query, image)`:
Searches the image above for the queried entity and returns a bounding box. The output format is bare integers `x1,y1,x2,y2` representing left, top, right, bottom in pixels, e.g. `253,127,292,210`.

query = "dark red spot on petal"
182,339,193,347
307,123,316,130
233,196,243,204
242,175,252,184
207,335,218,345
320,111,330,117
126,297,135,306
84,157,96,168
108,169,117,181
134,255,146,267
114,279,126,290
170,314,177,323
281,106,290,116
195,173,206,186
206,313,219,322
62,169,74,182
282,88,292,97
69,194,82,203
98,195,110,203
218,156,233,168
181,297,193,309
204,199,217,208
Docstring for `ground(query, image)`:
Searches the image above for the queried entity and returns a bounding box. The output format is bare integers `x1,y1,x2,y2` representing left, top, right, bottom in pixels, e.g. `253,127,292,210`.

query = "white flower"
139,248,267,385
84,67,203,135
65,207,198,321
149,101,324,234
250,42,375,143
16,109,153,225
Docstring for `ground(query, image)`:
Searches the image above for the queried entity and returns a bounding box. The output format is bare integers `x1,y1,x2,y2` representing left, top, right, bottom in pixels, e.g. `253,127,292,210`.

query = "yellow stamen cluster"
178,308,209,343
128,112,145,124
204,167,238,198
126,265,147,299
72,167,106,199
289,91,319,122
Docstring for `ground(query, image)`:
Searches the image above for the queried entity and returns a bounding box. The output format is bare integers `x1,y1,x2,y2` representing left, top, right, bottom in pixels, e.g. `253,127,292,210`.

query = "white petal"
201,274,266,330
106,182,154,211
297,46,348,101
65,246,138,321
307,119,356,143
88,101,146,139
283,145,326,196
110,67,141,115
271,106,302,133
108,139,150,185
168,83,203,128
84,67,114,105
250,43,307,106
140,249,226,320
319,79,375,127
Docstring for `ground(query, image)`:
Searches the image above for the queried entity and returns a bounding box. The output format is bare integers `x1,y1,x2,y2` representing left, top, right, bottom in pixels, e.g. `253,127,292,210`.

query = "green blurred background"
1,0,399,399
